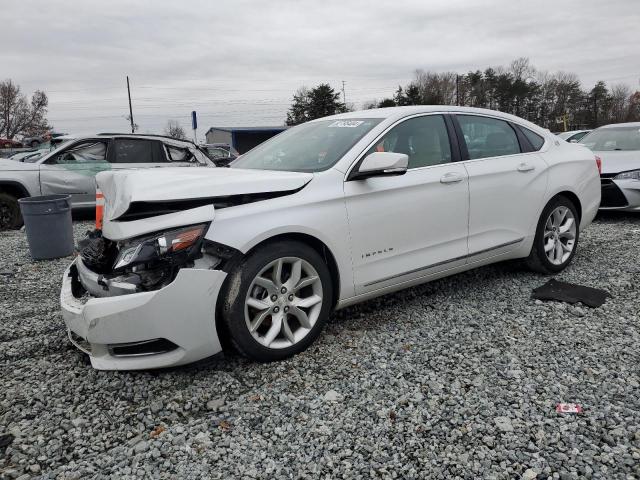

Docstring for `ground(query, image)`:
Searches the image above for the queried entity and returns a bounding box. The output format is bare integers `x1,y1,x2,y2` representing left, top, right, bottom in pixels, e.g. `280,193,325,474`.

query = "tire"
525,195,579,274
0,193,22,230
220,240,333,362
30,140,40,148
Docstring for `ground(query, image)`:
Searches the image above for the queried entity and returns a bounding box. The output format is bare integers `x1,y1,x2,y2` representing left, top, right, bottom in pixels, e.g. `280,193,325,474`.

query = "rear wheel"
525,195,579,274
220,241,333,362
30,140,40,148
0,193,22,230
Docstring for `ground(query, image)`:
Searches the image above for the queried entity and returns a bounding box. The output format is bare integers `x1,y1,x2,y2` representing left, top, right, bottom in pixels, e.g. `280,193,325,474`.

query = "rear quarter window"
521,127,545,151
166,145,194,162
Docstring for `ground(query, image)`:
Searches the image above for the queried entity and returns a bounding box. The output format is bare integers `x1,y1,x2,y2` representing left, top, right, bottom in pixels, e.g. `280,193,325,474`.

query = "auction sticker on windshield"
328,120,364,128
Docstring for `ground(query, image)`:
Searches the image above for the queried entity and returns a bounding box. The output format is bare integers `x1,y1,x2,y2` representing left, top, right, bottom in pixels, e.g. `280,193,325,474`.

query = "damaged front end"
76,223,211,296
61,223,233,370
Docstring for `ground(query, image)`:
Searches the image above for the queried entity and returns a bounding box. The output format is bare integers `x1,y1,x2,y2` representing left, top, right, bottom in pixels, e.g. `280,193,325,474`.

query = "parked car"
579,122,640,211
557,130,591,143
0,138,23,149
0,134,213,229
21,132,51,148
60,106,601,370
200,143,239,166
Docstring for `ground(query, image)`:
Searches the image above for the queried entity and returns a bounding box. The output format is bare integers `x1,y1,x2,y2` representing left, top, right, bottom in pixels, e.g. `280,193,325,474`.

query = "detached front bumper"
60,258,226,370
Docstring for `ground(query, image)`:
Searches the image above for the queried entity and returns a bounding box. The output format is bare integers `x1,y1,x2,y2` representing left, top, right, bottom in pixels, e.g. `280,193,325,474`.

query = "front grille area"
600,178,628,208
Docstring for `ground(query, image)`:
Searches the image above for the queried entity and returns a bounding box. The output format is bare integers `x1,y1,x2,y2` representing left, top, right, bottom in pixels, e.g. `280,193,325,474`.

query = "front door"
39,139,111,207
454,114,549,259
344,114,470,295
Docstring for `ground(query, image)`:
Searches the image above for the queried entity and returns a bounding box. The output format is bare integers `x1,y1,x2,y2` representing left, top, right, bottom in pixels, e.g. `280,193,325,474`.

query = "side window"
521,127,545,150
367,115,452,169
51,141,107,164
458,115,521,159
113,139,155,163
206,147,229,160
166,145,194,162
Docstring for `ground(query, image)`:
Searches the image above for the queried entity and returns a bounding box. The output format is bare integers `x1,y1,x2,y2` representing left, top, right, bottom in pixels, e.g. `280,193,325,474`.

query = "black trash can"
18,194,74,260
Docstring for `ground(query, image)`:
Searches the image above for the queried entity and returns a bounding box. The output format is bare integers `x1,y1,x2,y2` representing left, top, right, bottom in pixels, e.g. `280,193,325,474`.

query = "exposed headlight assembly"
114,224,208,271
614,170,640,181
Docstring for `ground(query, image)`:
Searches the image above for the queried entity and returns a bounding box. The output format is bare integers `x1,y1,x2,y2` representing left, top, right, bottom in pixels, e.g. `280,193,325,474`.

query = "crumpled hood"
0,158,39,171
594,150,640,175
97,167,313,222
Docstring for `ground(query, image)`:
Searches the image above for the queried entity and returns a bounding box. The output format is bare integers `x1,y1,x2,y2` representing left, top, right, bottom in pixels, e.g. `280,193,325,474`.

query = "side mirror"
569,139,578,143
350,152,408,180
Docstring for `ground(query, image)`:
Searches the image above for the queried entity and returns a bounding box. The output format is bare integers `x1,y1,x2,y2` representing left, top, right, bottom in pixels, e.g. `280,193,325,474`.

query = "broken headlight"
614,170,640,181
114,224,208,271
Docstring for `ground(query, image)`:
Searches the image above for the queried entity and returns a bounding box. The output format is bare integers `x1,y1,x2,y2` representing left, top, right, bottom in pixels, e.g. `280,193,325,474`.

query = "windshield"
580,127,640,151
231,118,383,172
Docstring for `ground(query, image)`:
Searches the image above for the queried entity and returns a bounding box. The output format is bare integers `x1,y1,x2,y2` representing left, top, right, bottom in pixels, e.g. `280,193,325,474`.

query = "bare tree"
413,70,457,105
609,84,632,123
0,79,50,139
164,120,186,139
509,57,536,81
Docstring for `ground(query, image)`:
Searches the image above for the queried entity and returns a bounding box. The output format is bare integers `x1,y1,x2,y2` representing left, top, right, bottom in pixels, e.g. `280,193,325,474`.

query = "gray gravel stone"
323,390,343,402
1,214,640,479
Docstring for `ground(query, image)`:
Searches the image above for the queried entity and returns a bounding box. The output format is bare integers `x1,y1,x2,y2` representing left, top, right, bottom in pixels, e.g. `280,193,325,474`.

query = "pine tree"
286,84,347,126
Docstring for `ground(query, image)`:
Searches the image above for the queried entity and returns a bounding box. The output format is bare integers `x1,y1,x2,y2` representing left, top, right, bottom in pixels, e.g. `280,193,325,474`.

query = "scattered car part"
556,403,583,414
531,279,610,308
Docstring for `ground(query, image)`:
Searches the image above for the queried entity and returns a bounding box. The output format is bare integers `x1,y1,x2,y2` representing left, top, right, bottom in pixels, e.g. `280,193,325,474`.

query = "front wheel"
220,241,333,362
0,193,22,230
525,195,579,274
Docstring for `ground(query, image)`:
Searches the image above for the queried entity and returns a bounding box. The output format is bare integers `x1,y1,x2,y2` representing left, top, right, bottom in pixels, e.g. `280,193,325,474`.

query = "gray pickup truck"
0,133,213,229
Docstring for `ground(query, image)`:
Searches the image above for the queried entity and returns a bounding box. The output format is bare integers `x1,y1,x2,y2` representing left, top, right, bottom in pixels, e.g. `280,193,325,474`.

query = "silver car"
580,122,640,211
0,134,213,229
557,130,591,143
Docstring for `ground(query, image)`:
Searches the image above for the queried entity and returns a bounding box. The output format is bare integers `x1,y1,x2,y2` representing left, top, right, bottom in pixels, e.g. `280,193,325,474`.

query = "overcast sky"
3,0,639,137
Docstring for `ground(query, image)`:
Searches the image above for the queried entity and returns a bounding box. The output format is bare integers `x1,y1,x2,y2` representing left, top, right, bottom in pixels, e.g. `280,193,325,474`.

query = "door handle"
440,172,464,184
517,162,535,172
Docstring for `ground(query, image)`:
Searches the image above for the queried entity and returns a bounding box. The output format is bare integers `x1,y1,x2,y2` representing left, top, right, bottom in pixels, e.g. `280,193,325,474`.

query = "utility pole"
127,76,135,133
455,75,460,106
341,80,347,106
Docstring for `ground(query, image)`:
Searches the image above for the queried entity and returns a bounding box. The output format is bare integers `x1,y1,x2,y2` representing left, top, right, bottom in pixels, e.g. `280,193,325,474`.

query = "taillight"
595,155,602,175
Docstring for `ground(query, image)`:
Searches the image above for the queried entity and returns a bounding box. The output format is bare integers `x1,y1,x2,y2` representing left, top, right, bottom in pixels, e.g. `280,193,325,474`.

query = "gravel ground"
1,213,639,480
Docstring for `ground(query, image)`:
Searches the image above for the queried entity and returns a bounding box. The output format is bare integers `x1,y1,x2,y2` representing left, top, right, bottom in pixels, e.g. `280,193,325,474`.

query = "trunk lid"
593,150,640,175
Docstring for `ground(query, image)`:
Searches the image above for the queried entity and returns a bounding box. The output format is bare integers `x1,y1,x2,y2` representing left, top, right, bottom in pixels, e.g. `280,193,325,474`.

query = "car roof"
68,133,198,147
315,105,549,134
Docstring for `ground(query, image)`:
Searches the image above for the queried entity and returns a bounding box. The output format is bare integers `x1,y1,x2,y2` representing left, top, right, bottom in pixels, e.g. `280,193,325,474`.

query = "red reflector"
595,155,602,174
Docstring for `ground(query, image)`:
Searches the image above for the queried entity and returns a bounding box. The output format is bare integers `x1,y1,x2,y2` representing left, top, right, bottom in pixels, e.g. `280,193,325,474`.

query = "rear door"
39,139,111,207
453,114,548,260
109,138,199,170
108,138,166,170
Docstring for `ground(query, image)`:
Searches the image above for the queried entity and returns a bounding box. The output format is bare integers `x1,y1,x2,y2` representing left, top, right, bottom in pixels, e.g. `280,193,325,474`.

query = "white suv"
60,106,601,370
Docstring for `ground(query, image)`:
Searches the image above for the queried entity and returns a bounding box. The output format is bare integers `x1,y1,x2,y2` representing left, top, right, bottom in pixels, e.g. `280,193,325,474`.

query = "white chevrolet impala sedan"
60,106,601,370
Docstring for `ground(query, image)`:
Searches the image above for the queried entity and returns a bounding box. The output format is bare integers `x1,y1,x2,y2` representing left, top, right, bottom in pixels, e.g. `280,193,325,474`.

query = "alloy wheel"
244,257,323,349
543,206,576,265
